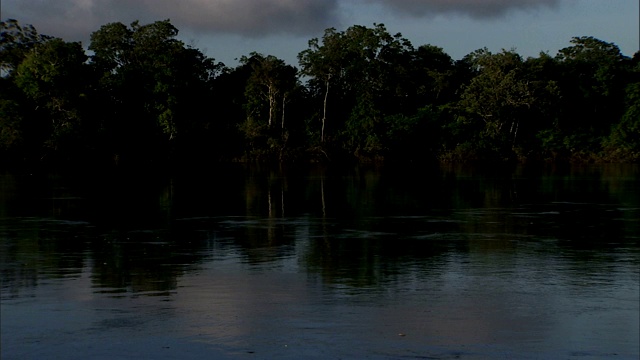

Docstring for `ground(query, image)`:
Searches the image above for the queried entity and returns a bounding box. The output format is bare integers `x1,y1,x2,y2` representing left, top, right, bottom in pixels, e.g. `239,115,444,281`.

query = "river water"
1,163,638,359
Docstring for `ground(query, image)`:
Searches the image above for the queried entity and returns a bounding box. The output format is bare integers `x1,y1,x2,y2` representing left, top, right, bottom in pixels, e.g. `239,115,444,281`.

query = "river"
1,163,638,359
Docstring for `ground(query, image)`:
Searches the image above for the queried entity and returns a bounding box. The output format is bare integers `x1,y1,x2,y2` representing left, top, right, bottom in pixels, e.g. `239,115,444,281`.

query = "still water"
1,164,639,359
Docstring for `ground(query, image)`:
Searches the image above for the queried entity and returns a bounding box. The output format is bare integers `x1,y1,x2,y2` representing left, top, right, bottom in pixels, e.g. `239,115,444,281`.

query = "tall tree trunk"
268,84,275,127
322,79,330,142
510,119,520,147
281,93,287,129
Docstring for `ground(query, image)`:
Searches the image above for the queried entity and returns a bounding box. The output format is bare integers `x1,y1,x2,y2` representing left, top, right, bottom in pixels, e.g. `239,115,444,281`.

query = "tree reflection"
1,163,638,298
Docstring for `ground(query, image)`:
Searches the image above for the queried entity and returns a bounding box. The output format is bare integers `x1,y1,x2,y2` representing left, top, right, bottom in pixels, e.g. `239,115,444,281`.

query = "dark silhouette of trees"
1,19,638,168
552,37,630,159
88,20,223,166
239,52,301,160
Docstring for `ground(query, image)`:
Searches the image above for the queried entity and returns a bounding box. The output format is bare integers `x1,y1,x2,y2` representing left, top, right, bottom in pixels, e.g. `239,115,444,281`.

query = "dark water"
1,164,639,359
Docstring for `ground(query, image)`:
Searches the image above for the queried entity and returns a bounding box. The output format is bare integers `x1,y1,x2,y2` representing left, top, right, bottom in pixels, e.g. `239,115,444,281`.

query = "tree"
456,49,535,159
554,36,630,155
88,20,221,164
1,19,53,77
409,44,457,106
0,20,56,163
0,80,25,153
298,24,415,157
298,27,344,143
520,52,562,158
602,57,640,161
236,53,305,160
13,38,89,159
241,53,298,129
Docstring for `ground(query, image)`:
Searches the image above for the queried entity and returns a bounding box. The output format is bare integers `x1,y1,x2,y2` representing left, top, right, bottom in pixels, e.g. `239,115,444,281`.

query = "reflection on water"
1,164,639,359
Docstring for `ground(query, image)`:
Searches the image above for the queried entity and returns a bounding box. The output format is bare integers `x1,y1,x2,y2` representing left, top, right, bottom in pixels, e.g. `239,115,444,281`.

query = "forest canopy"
1,19,639,168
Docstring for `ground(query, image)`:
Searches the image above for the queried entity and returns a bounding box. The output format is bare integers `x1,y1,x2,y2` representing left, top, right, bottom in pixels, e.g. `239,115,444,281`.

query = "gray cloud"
366,0,561,18
3,0,340,41
147,0,340,36
3,0,562,43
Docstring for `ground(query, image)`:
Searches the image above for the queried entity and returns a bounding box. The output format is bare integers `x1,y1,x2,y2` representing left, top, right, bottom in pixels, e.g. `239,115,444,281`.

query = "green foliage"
12,38,89,158
298,24,416,157
455,49,535,159
15,39,87,100
1,19,53,76
0,97,23,151
241,53,298,128
236,53,303,161
552,36,630,158
1,19,638,166
602,82,640,161
87,19,223,164
382,105,445,161
410,45,458,106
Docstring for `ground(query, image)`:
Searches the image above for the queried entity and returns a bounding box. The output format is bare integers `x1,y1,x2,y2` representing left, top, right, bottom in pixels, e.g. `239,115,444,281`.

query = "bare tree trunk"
511,119,520,147
268,85,275,127
322,79,329,143
281,93,287,129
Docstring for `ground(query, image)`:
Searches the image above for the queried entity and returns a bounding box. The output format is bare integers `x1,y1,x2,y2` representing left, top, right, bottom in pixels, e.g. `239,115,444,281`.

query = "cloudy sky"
3,0,638,66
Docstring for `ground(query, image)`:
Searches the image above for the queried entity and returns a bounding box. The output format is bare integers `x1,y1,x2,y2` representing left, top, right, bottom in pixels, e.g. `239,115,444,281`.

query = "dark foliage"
1,20,638,169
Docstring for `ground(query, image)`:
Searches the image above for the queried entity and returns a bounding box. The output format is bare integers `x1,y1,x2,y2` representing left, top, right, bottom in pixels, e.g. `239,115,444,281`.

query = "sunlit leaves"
13,38,88,151
0,19,53,76
298,24,415,153
457,49,534,157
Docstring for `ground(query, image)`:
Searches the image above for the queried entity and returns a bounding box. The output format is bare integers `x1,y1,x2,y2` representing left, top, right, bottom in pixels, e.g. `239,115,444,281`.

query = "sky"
2,0,639,67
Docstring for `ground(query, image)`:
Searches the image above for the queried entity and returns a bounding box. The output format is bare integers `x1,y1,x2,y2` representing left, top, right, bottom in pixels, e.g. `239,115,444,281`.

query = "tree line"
1,19,639,168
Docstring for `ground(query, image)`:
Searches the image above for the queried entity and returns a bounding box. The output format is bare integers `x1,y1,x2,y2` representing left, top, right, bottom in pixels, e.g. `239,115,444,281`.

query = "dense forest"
1,19,639,168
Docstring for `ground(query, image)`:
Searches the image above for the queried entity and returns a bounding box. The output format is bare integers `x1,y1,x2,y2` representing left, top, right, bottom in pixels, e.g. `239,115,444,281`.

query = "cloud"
3,0,562,43
366,0,561,18
3,0,340,41
149,0,340,36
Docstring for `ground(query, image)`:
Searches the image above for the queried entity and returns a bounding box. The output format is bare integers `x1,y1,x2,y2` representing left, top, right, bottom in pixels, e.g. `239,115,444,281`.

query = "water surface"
1,164,638,359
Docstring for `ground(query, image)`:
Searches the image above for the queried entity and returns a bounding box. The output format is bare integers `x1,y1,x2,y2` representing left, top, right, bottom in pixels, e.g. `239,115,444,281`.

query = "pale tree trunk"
281,93,287,129
510,119,520,147
268,84,276,127
322,79,330,142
